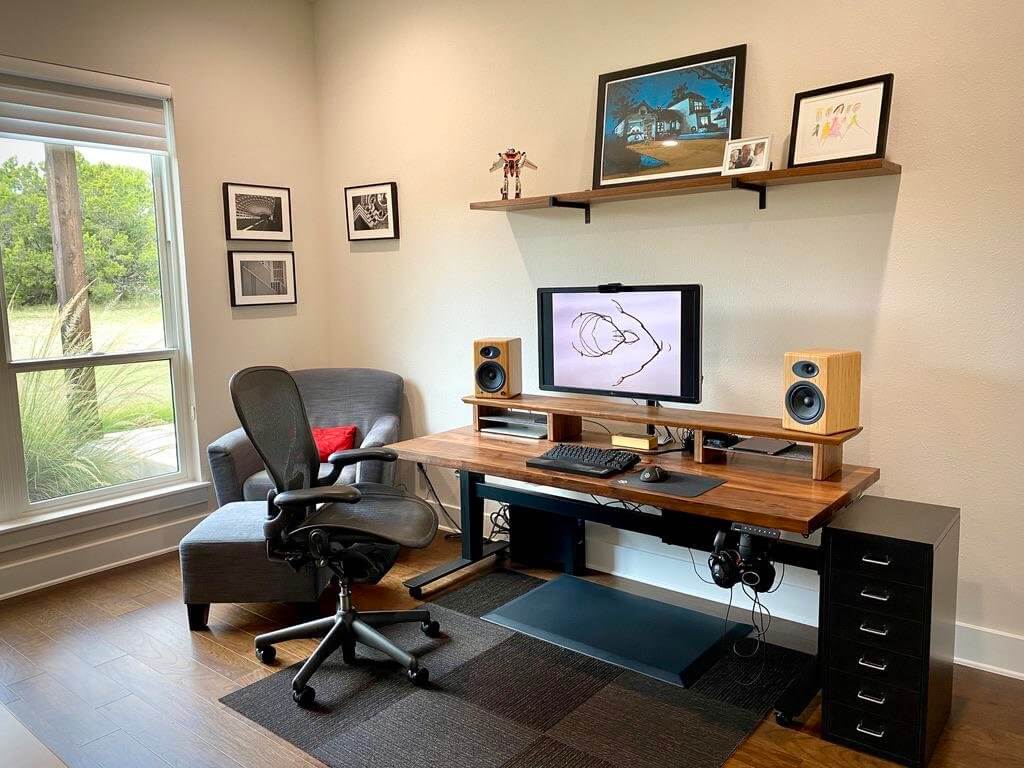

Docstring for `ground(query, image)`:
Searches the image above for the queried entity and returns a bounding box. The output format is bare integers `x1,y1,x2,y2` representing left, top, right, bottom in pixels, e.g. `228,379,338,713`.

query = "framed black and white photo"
344,182,399,241
228,251,296,307
721,135,772,176
223,182,293,241
788,74,893,168
593,46,746,189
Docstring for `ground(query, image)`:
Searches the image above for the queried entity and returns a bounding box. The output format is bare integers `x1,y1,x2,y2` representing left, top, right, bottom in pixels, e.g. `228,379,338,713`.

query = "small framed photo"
788,74,893,168
223,182,293,241
721,135,772,175
344,182,400,241
228,251,296,307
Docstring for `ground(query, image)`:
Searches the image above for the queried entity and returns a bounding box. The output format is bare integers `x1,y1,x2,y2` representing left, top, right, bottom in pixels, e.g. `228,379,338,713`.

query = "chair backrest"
291,368,403,440
230,366,320,494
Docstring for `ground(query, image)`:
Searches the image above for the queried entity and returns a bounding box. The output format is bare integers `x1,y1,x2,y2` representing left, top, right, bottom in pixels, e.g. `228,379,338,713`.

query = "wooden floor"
1,535,1022,767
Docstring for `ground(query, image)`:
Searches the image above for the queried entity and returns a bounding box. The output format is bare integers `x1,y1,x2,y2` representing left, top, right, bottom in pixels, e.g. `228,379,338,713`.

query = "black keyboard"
526,443,641,477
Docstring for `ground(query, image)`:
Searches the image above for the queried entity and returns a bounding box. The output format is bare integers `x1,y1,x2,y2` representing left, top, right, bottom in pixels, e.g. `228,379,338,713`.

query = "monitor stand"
645,400,674,446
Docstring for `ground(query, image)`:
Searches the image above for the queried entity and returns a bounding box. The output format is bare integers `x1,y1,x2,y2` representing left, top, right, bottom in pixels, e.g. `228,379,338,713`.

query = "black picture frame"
222,182,293,242
787,73,894,169
592,45,746,190
227,250,297,307
344,181,400,241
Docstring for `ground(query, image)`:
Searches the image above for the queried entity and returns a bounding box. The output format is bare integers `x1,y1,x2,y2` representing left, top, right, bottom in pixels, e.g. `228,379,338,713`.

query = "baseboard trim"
0,508,206,601
954,622,1024,680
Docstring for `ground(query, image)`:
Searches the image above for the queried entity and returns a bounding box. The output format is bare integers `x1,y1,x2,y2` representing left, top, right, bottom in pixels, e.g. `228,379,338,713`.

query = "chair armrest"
207,427,263,505
357,414,401,484
327,447,398,467
274,485,362,508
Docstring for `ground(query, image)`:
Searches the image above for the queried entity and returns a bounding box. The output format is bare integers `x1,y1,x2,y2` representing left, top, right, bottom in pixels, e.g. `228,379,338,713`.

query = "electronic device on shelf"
476,410,548,439
537,283,702,404
702,432,740,449
783,349,861,435
526,443,640,477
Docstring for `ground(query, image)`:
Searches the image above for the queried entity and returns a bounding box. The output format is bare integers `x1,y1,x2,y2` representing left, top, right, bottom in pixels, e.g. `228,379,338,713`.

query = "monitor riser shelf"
464,393,861,481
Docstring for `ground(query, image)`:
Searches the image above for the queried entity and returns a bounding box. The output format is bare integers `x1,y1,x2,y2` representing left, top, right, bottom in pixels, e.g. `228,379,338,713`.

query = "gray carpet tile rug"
221,571,811,768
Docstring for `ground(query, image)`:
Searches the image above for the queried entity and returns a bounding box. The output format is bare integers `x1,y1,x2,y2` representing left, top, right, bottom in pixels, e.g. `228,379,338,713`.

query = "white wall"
312,0,1024,660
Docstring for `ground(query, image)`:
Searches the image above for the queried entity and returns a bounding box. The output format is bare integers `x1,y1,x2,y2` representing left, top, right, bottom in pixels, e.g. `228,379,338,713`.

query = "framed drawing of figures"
788,74,893,168
223,183,292,241
593,45,746,189
345,182,400,241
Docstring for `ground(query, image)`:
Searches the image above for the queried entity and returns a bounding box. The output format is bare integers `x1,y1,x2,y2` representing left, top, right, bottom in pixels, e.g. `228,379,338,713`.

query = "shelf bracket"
551,199,591,223
735,180,766,210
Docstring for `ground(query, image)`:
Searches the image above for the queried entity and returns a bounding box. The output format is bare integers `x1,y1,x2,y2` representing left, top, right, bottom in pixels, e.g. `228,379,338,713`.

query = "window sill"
0,479,211,554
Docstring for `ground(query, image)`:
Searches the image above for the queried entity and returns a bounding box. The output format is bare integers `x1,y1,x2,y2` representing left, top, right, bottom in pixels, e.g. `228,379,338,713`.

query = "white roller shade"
0,55,170,153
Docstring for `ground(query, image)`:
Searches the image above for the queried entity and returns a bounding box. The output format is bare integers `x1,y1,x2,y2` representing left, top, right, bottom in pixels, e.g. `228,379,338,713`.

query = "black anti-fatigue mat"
483,575,752,686
221,571,811,768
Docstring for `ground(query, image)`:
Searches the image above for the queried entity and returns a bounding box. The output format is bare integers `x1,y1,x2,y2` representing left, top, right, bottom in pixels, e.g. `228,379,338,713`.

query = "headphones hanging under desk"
708,530,777,593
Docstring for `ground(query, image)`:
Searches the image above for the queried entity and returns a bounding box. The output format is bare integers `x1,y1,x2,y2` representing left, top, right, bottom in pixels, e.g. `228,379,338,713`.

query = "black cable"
582,419,612,435
687,547,719,586
417,463,461,534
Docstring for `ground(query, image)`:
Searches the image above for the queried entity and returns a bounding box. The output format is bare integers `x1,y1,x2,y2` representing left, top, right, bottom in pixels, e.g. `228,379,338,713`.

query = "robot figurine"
489,148,538,199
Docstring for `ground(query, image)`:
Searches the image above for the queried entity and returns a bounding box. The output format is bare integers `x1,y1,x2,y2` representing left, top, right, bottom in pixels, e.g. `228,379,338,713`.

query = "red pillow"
311,425,357,462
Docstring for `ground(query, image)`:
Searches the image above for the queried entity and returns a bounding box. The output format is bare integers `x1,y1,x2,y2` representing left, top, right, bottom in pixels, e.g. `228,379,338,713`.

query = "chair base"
254,585,439,706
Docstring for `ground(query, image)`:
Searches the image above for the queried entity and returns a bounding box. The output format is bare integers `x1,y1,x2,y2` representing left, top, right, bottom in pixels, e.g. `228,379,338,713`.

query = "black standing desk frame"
403,469,826,725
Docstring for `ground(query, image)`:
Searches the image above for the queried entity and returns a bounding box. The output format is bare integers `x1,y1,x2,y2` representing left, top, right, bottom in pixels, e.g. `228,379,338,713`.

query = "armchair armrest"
356,414,401,484
274,485,362,508
207,427,263,505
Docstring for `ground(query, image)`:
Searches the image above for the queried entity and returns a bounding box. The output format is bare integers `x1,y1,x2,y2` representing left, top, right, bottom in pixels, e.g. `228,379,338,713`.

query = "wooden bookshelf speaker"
783,349,861,435
473,338,522,399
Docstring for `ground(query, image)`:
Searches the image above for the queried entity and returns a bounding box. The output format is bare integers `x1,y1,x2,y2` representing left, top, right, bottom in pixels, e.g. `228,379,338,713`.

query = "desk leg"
773,574,824,725
404,471,509,599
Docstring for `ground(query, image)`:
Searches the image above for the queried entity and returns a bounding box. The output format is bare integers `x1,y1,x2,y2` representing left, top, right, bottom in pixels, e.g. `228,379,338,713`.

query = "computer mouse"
639,465,668,483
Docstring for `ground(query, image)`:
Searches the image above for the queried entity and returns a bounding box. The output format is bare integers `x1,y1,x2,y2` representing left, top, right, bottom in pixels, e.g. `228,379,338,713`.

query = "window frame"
0,104,199,521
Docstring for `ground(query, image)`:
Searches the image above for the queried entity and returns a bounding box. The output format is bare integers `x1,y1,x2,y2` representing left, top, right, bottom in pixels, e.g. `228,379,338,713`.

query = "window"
0,56,196,518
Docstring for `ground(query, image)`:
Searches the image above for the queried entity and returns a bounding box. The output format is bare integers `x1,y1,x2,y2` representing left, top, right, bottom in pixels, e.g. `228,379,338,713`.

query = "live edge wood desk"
391,418,880,725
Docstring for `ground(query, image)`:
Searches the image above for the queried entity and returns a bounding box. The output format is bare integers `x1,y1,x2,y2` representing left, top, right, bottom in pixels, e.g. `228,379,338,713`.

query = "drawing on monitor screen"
571,299,670,387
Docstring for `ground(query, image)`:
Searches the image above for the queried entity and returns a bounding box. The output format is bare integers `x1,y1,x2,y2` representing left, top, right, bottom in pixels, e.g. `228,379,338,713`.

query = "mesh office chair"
230,366,440,707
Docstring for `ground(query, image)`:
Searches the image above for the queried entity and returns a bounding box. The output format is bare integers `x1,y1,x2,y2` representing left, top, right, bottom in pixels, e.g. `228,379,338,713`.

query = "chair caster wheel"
292,686,315,707
409,586,423,600
408,666,429,686
421,620,441,638
775,711,792,727
255,645,276,664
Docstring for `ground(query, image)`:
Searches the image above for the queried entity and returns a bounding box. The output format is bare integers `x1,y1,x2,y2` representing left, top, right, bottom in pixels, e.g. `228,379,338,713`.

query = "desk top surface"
390,427,880,535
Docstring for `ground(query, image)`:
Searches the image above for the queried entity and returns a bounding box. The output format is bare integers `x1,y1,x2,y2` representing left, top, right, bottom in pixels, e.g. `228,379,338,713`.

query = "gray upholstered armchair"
207,368,404,505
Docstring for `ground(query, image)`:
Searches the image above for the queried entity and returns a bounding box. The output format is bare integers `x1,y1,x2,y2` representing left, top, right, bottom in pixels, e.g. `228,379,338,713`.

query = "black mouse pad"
612,469,726,497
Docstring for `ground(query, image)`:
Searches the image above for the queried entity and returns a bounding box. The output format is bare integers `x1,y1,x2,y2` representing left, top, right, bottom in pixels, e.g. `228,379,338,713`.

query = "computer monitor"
537,284,702,404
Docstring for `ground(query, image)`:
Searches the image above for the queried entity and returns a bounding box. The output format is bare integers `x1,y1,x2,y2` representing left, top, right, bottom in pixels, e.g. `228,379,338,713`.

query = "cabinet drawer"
829,637,923,691
830,572,926,621
827,669,920,723
831,605,926,657
826,702,919,762
831,532,927,586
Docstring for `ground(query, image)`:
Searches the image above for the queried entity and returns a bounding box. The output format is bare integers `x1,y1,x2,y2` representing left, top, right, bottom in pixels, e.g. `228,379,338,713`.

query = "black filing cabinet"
821,496,959,767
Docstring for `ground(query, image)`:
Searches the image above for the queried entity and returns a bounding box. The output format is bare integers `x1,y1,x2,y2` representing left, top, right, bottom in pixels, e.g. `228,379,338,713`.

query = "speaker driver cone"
785,381,824,425
476,361,506,393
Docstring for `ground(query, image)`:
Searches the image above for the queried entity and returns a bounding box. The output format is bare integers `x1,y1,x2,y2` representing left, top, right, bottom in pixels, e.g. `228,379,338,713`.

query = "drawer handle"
856,722,886,739
857,690,887,705
857,655,888,672
861,554,891,566
859,587,892,602
859,621,890,637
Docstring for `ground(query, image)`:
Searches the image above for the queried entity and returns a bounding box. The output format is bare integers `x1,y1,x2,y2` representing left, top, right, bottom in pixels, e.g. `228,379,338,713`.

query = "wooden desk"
392,424,879,726
392,426,879,535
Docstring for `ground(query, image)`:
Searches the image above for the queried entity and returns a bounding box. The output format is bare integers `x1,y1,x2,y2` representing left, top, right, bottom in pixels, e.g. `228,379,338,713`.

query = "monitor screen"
537,284,701,403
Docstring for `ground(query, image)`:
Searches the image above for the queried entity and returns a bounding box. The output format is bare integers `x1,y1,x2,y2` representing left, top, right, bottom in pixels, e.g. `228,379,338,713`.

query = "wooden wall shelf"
468,158,900,222
463,393,863,480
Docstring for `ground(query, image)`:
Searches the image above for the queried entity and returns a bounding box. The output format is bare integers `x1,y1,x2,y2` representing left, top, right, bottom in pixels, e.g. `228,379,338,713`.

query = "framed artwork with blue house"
592,45,746,189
